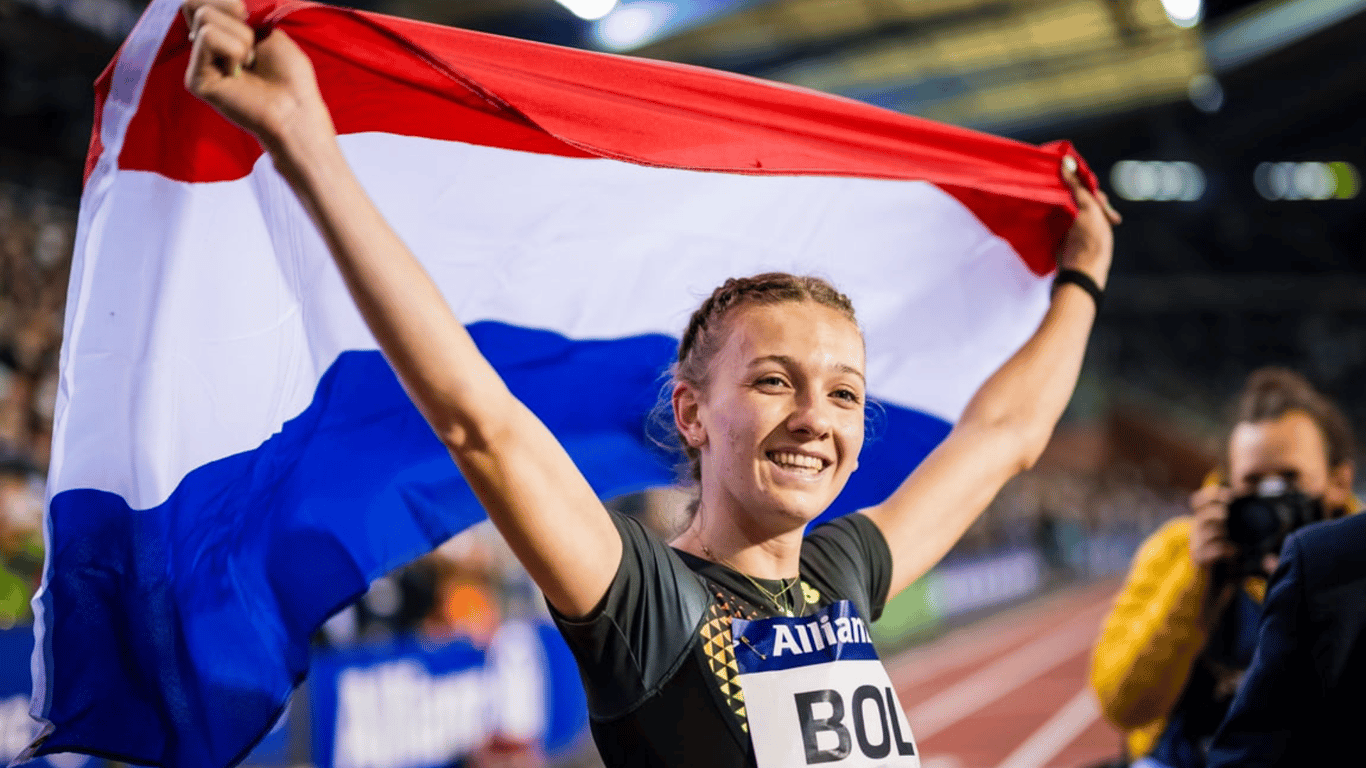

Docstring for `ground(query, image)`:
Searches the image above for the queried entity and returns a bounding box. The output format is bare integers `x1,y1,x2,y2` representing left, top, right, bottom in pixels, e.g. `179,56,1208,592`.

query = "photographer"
1089,368,1357,768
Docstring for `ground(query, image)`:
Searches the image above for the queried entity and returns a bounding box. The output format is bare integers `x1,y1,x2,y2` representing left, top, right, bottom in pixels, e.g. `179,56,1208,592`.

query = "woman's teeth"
768,451,824,473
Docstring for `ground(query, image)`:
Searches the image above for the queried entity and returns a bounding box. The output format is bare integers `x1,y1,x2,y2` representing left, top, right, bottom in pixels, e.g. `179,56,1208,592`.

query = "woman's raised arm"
182,0,621,617
862,160,1119,596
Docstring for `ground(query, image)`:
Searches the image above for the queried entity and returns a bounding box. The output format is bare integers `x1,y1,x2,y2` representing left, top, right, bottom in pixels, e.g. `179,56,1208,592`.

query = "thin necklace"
699,541,799,617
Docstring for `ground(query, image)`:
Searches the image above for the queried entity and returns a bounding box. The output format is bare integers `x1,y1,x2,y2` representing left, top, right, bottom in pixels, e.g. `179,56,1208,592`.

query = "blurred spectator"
1033,509,1072,578
420,541,501,648
1090,368,1357,768
421,528,544,768
0,443,42,626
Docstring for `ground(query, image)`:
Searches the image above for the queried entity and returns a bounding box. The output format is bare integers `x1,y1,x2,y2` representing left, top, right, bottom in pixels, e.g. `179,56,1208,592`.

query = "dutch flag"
29,0,1093,764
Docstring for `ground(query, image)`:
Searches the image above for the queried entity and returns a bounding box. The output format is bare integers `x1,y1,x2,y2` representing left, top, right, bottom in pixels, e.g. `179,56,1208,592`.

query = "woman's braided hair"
669,272,858,484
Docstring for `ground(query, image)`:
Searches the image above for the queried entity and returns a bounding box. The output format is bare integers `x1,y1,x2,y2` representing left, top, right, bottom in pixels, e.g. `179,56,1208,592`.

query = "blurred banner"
311,622,588,768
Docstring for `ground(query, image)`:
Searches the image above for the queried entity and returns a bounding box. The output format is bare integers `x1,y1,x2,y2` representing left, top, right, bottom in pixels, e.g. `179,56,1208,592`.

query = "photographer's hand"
1190,485,1236,570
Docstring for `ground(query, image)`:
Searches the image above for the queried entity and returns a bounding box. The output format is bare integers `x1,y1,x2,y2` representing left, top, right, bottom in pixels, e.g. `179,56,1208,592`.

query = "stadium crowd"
0,181,71,626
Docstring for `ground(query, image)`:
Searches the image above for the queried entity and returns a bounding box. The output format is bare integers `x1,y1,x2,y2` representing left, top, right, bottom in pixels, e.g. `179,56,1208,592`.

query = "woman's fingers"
1060,156,1122,225
183,0,246,29
186,19,253,100
191,3,256,61
1060,156,1090,204
1096,189,1122,225
192,17,254,78
183,0,254,92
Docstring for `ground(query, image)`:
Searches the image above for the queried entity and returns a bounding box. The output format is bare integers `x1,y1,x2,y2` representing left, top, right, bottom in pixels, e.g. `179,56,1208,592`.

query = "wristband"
1052,268,1104,311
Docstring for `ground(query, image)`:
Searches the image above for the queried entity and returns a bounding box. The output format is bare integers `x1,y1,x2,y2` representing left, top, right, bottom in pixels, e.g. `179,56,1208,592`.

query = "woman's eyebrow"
835,363,867,383
746,354,866,382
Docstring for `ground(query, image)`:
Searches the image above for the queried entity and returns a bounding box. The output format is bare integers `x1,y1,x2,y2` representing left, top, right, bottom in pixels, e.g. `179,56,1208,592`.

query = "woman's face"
682,300,867,533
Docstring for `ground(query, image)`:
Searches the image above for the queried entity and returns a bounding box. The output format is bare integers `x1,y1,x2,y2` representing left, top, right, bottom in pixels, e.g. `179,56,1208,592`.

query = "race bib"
732,601,919,768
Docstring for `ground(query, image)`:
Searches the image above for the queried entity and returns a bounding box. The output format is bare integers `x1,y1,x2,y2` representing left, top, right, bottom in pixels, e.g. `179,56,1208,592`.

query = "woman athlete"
181,1,1118,765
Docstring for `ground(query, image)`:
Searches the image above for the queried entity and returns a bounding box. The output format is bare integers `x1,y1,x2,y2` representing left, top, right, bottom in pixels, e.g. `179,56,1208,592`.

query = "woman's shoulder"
582,508,713,622
800,512,892,618
803,512,889,564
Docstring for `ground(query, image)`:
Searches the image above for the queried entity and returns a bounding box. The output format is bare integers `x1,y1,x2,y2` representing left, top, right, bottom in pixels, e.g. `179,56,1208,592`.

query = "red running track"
886,578,1126,768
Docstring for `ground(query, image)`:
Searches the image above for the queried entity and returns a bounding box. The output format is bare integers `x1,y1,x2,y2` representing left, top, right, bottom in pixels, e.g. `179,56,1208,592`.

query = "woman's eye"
756,375,786,387
833,389,862,404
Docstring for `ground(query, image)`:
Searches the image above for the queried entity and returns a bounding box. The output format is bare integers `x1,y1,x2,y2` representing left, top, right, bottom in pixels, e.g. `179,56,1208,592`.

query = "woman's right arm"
183,0,621,618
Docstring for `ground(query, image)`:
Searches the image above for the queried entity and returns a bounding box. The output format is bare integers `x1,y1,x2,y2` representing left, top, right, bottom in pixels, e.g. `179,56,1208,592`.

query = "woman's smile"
765,450,829,476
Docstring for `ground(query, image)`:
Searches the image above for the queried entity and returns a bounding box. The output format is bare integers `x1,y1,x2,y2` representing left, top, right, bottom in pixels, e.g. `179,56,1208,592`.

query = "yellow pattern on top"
700,590,761,733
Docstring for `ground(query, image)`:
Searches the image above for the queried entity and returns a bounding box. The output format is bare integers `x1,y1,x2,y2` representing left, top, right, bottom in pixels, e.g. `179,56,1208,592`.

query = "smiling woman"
177,0,1118,764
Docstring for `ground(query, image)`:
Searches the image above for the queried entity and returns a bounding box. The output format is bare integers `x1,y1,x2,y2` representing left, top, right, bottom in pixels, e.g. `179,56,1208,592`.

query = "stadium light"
1161,0,1202,27
557,0,619,21
1110,160,1206,202
593,2,671,50
1254,161,1361,200
1187,74,1224,113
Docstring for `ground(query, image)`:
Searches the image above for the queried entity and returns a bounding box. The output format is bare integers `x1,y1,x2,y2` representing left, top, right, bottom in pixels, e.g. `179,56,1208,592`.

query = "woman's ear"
673,382,707,448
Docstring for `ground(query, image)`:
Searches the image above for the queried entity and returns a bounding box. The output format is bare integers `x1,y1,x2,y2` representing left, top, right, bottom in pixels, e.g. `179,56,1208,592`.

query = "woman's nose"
787,392,832,439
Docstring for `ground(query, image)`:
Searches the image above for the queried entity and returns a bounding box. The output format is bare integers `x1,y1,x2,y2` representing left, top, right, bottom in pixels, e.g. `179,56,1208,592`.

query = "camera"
1225,476,1323,575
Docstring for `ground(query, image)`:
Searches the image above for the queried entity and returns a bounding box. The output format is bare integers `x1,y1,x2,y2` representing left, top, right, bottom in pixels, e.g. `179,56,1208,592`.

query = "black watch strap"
1052,268,1103,310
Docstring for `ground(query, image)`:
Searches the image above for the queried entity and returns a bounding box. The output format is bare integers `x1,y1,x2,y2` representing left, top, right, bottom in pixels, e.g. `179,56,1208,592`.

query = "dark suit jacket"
1205,512,1366,767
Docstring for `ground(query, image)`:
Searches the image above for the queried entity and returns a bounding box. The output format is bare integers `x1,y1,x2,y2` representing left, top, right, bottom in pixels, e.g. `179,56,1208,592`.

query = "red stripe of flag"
91,0,1093,276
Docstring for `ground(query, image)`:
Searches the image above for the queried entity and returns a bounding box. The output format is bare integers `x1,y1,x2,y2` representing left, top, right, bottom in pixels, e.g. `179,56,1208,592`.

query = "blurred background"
1,0,1362,766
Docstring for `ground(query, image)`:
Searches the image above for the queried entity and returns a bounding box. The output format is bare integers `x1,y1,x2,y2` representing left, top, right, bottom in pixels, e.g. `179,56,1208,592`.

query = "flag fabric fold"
33,0,1094,764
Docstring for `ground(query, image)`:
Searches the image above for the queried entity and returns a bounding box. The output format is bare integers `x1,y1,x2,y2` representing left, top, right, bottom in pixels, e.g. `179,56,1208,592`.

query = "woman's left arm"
862,158,1119,596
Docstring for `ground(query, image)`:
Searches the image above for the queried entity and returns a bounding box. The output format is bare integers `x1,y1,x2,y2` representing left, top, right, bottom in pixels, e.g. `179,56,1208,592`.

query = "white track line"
993,688,1101,768
886,580,1119,690
905,601,1107,740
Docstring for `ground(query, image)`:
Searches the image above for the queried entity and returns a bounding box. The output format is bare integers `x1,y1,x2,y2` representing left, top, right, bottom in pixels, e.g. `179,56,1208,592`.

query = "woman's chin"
759,488,838,527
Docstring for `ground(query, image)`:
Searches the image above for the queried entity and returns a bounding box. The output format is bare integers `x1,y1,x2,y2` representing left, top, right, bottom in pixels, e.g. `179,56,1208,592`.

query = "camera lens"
1226,491,1322,574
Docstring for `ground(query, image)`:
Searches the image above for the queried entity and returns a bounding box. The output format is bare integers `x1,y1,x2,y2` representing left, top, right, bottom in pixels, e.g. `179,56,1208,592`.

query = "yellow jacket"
1088,517,1265,758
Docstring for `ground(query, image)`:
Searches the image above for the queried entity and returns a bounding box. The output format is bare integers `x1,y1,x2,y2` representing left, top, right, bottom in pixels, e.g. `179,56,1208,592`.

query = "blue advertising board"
310,622,588,768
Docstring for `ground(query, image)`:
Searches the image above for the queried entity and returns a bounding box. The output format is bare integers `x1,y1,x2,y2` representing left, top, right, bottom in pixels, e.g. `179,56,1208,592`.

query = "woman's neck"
670,506,805,580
